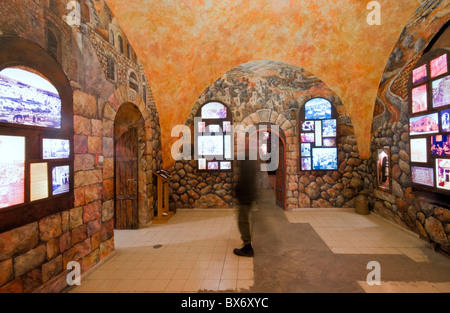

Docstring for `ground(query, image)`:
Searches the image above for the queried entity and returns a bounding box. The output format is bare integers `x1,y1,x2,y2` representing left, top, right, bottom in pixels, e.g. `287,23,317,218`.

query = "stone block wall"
0,0,161,292
369,1,450,253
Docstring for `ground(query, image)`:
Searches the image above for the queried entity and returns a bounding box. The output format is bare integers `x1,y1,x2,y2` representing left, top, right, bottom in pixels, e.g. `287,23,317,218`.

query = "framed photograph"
301,121,315,131
224,135,232,159
220,162,232,170
301,157,311,171
305,98,332,120
223,121,231,132
0,68,62,128
430,53,448,78
52,165,70,195
198,158,206,170
30,163,48,202
322,119,337,137
198,135,223,156
431,135,450,156
377,147,390,191
412,64,427,85
410,138,427,163
0,135,25,208
301,143,311,157
411,166,434,187
315,121,322,147
323,138,337,147
409,113,439,136
301,133,315,143
208,162,219,170
201,102,227,119
411,84,428,114
436,158,450,191
43,138,70,159
441,109,450,132
432,75,450,108
312,147,338,170
198,122,206,133
207,124,221,133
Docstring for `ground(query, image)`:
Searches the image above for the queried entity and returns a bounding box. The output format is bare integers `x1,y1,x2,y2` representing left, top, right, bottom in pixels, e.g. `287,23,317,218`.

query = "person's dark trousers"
238,203,252,245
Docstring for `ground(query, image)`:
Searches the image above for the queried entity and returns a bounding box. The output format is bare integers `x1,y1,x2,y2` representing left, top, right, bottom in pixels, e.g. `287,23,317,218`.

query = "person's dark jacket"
235,159,257,204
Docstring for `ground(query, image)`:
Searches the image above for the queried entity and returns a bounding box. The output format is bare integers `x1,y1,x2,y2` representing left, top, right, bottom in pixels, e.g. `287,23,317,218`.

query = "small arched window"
299,98,338,171
195,101,233,171
47,29,58,61
128,71,139,93
107,57,115,80
109,30,115,46
118,35,124,54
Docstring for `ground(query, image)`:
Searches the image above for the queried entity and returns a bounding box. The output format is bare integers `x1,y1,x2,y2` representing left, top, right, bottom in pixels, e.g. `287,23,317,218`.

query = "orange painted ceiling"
104,0,420,167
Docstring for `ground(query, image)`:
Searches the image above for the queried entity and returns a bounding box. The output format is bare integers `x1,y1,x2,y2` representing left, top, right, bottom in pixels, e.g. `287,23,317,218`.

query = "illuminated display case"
409,48,450,205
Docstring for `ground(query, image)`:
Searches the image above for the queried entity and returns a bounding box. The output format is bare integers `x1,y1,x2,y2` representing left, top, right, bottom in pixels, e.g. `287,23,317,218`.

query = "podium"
153,170,174,223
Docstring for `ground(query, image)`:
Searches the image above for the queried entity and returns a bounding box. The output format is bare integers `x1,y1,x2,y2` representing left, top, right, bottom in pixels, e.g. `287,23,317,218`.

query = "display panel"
431,135,450,156
52,165,70,195
198,122,205,133
411,84,428,113
0,68,61,128
301,121,314,131
223,121,231,132
43,138,70,159
410,138,428,162
312,148,337,170
201,102,227,119
220,162,232,170
301,133,315,143
224,135,232,159
412,64,427,84
315,121,322,147
301,158,311,171
432,75,450,108
411,166,434,187
442,109,450,132
198,135,224,155
198,158,206,170
208,162,219,170
436,158,450,191
207,124,221,133
322,119,337,137
305,98,332,120
0,135,25,208
409,113,439,136
323,138,337,147
377,147,390,191
430,54,448,78
30,163,48,201
301,143,311,157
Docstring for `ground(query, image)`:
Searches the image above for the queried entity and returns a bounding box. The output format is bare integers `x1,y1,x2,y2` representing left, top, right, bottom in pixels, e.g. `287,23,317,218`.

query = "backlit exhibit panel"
198,135,224,156
411,166,434,187
0,68,61,128
312,148,338,170
30,163,48,202
430,54,448,78
432,75,450,108
436,158,450,191
305,98,332,120
411,84,428,113
201,102,227,119
43,139,70,159
412,64,427,84
0,135,25,208
409,113,439,136
52,166,70,195
410,138,427,163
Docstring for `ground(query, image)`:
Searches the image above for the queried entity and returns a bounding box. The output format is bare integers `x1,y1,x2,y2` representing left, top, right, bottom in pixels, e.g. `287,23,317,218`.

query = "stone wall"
168,60,368,210
369,1,450,253
0,0,161,293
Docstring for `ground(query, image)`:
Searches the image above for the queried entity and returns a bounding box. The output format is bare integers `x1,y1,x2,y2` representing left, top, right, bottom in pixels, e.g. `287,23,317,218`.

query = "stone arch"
102,86,155,227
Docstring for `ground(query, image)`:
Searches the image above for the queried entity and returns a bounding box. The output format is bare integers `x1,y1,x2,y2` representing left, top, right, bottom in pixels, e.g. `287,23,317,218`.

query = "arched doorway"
249,124,286,210
114,102,144,229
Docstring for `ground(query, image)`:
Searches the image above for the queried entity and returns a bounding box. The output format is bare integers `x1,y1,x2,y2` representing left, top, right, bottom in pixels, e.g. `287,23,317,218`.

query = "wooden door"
275,138,285,209
115,127,138,229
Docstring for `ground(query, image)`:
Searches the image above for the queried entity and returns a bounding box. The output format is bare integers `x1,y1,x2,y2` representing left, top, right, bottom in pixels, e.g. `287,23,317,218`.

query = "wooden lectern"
153,170,174,223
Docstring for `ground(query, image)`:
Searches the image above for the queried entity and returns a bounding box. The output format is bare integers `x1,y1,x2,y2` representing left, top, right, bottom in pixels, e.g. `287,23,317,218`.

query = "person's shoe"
233,243,254,257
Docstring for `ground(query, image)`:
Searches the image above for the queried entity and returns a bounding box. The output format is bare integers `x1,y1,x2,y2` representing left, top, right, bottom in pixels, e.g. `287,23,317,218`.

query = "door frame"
249,123,287,210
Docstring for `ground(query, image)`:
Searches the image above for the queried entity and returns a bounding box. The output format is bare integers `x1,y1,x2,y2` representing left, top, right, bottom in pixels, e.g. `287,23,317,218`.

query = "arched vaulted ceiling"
104,0,421,167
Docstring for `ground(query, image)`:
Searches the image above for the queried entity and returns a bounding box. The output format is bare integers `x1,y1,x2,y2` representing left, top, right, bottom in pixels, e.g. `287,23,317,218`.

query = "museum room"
0,0,449,295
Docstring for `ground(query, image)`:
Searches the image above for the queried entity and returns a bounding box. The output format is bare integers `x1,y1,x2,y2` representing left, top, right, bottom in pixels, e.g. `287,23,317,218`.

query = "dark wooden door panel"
275,138,285,209
115,127,138,229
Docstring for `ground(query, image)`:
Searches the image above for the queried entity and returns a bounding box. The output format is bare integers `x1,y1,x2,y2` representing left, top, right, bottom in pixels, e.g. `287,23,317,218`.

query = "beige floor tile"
147,279,170,292
219,279,237,291
221,269,238,280
165,279,187,292
237,279,253,291
201,279,220,291
95,279,121,292
182,279,204,292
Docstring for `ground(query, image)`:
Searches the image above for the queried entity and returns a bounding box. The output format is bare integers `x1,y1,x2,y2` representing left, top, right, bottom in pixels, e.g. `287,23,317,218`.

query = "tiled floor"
69,206,450,293
69,209,254,293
